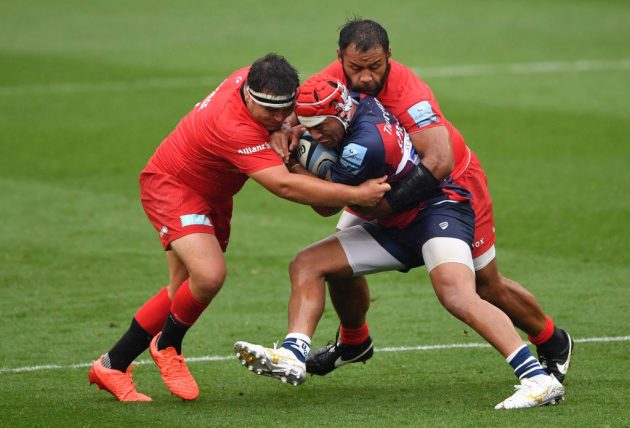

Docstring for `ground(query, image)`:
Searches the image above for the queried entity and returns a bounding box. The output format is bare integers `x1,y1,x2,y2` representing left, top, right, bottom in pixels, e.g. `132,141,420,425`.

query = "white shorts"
336,226,474,275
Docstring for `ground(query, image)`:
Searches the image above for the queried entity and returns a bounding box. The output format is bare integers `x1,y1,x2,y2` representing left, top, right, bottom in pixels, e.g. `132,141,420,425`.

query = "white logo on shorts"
439,222,449,230
180,214,212,227
159,226,169,237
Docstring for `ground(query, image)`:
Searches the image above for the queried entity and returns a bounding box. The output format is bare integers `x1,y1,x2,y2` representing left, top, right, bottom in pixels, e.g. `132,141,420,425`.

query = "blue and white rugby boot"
234,341,306,386
495,374,565,409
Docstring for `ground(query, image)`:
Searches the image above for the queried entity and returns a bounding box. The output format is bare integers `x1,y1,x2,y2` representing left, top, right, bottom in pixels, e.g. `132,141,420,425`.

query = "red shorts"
453,151,496,258
139,171,232,252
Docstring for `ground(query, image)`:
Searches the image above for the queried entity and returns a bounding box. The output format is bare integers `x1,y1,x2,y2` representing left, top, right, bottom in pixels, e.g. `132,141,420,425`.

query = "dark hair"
338,18,389,53
247,53,299,96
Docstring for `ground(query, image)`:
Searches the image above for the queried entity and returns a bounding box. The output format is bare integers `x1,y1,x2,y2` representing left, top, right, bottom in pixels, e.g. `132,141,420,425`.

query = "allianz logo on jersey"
238,142,271,155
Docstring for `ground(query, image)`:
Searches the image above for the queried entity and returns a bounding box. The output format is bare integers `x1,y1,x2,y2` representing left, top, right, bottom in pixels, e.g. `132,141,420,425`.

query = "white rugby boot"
234,341,306,386
495,374,565,409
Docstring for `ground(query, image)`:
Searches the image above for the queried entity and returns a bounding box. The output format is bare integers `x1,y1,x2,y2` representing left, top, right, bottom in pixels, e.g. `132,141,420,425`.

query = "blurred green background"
1,0,629,426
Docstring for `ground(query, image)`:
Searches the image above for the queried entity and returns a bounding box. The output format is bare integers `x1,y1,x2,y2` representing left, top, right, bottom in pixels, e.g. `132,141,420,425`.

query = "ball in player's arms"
296,133,338,179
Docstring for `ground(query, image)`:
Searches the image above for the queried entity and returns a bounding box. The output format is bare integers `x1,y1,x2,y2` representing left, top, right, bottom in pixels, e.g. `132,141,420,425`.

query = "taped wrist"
385,163,440,212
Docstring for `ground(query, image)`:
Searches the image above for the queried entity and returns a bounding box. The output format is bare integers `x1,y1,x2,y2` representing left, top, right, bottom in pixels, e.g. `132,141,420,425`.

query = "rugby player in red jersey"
271,19,573,387
235,75,564,409
88,54,390,402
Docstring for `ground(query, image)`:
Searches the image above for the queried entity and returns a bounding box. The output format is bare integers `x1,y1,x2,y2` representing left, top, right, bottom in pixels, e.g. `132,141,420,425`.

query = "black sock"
106,318,152,372
537,327,568,353
157,313,189,354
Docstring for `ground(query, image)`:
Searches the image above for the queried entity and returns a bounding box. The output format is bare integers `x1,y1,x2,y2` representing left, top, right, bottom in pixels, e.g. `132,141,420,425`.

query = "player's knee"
190,268,226,297
438,293,475,324
289,249,323,282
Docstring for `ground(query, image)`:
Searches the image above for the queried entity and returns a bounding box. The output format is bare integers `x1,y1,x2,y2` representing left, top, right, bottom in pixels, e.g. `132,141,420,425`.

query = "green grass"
1,0,629,426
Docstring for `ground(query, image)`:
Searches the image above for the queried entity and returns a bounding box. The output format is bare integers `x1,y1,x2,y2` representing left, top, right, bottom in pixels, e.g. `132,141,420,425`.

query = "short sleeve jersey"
321,60,470,179
143,67,284,202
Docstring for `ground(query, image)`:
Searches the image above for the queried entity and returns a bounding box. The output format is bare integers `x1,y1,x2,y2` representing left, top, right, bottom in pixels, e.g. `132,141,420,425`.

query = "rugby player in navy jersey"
234,75,564,409
270,19,574,390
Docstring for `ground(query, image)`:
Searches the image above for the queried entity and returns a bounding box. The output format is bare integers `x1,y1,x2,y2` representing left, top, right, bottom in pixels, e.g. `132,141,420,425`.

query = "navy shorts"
360,200,475,271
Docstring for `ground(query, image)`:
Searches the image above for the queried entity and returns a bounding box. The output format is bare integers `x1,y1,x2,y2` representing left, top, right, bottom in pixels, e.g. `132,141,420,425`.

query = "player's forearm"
277,174,360,207
287,160,342,212
252,165,387,208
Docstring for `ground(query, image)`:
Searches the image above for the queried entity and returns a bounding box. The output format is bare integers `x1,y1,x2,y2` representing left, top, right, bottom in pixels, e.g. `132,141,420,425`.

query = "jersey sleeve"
385,62,446,135
232,146,284,175
218,123,284,175
229,137,284,174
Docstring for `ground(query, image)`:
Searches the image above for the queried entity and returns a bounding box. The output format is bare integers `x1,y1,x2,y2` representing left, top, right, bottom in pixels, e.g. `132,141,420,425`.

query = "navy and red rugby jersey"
330,93,471,229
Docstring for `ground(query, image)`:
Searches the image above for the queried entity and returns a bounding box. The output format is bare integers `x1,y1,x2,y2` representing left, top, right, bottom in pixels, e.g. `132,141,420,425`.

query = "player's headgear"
245,85,295,108
246,53,298,108
295,74,355,129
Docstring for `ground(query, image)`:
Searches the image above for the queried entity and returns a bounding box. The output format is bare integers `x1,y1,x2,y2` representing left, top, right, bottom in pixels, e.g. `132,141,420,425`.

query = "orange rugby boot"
149,334,199,400
88,356,152,402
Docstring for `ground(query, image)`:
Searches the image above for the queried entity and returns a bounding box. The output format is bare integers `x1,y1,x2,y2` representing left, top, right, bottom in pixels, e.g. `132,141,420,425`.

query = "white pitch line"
1,335,628,375
1,59,629,97
377,335,630,352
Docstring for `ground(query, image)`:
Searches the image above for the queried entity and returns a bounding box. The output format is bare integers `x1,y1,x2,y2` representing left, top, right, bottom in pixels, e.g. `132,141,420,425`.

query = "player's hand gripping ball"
296,134,338,179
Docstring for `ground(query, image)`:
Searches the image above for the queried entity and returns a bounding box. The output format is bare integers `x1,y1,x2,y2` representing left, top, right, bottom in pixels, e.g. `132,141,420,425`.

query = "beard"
344,62,390,96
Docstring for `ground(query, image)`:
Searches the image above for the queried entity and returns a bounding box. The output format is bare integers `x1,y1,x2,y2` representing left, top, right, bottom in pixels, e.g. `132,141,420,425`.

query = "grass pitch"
1,0,629,426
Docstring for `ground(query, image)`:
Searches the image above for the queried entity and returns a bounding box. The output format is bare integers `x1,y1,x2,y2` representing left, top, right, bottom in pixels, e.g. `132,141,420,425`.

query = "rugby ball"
296,134,338,179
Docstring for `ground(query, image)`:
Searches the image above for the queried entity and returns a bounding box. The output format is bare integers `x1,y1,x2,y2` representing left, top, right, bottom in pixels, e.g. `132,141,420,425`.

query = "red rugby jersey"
321,60,470,179
144,67,284,202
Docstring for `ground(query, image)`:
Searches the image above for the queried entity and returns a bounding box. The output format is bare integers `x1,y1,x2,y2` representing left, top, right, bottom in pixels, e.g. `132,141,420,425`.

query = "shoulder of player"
223,118,268,148
346,115,386,151
389,59,418,81
384,59,428,93
355,95,395,125
216,83,269,144
319,60,343,78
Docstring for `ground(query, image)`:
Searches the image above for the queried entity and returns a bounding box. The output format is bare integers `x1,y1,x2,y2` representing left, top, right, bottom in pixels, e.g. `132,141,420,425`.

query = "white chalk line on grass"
1,59,629,96
1,335,628,374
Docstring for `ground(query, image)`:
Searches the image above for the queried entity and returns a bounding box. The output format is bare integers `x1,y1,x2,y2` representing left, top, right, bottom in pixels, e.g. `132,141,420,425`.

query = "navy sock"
282,333,311,363
507,344,547,380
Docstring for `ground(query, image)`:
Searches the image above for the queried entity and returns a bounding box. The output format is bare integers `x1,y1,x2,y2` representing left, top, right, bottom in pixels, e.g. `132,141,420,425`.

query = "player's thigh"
140,170,236,252
334,225,406,276
169,232,227,287
422,237,474,274
456,153,496,258
291,235,355,279
428,261,477,312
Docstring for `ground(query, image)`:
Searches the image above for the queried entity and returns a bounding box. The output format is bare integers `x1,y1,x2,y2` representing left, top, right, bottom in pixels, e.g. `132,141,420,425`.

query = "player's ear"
337,48,342,62
387,48,392,59
243,87,252,103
